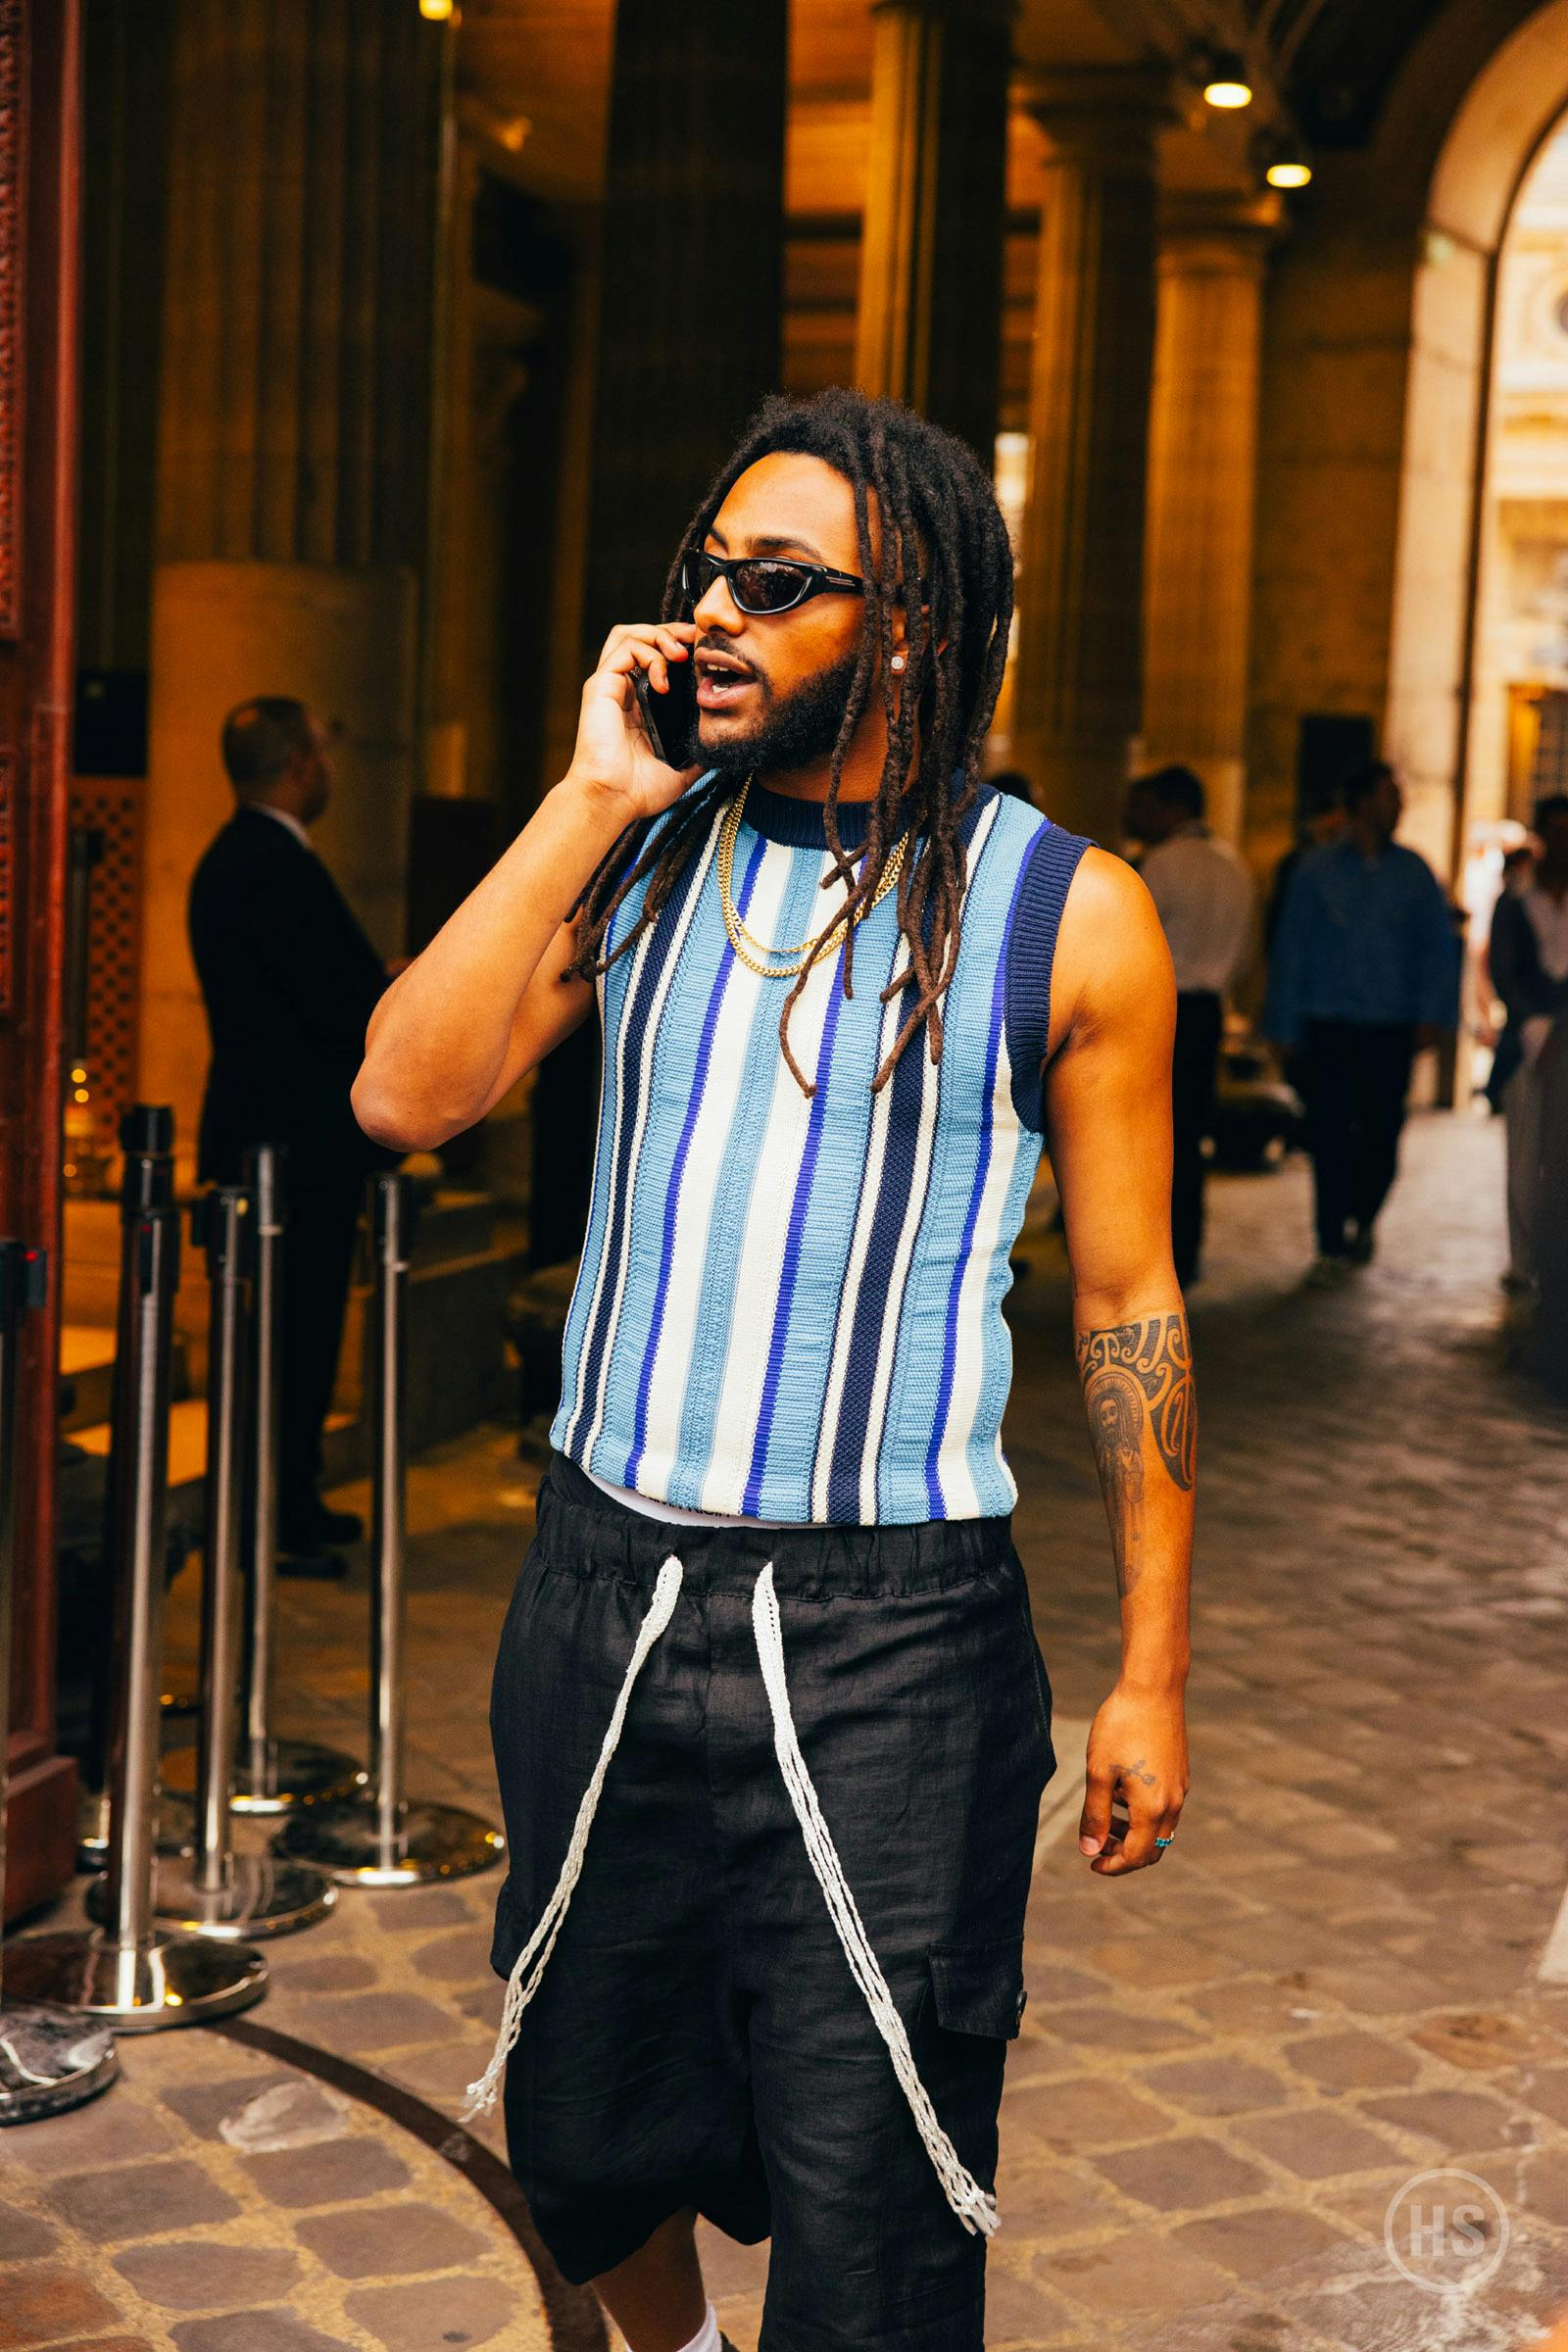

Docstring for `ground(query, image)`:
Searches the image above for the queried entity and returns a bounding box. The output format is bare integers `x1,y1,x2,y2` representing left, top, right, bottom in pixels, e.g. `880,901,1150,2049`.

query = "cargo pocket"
928,1936,1028,2039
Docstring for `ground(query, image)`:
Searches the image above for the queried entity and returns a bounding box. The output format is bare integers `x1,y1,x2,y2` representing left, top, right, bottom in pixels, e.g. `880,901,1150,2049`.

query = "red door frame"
2,0,83,1920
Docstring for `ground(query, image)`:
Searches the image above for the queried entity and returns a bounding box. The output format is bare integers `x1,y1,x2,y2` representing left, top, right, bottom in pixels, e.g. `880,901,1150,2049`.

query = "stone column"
1142,196,1276,845
1009,68,1168,840
854,0,1014,462
578,0,787,656
143,0,444,1173
155,0,441,572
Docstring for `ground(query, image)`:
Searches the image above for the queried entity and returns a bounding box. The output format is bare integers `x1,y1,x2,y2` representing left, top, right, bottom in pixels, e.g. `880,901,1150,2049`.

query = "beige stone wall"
142,564,416,1185
1247,185,1420,879
1249,0,1568,888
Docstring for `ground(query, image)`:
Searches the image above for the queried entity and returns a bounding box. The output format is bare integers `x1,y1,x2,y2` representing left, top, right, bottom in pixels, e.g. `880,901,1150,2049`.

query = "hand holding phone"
635,657,699,769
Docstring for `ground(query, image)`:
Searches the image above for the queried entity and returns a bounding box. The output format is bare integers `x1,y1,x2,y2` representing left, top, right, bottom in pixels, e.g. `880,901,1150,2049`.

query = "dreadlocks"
564,387,1015,1097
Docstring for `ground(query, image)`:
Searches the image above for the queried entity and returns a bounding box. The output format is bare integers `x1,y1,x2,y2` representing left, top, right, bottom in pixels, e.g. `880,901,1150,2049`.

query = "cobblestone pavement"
8,1110,1568,2351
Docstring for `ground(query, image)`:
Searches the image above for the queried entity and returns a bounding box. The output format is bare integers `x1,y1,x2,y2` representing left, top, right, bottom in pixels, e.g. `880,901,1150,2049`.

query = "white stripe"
561,920,659,1456
857,1007,941,1522
634,841,796,1492
579,814,723,1468
931,1011,1025,1515
698,924,839,1514
811,973,905,1519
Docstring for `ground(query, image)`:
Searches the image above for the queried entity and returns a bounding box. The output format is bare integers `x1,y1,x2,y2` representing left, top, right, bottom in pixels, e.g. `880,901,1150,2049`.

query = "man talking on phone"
352,389,1193,2352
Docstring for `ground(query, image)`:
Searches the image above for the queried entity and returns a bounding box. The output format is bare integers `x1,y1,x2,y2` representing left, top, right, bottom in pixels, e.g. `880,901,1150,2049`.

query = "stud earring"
892,654,906,673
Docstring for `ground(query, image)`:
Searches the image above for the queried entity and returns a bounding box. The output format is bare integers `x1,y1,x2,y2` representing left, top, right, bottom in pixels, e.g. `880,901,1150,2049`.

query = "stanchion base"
162,1737,366,1816
273,1797,503,1887
85,1853,336,1941
2,1931,268,2030
0,2004,121,2125
77,1787,194,1875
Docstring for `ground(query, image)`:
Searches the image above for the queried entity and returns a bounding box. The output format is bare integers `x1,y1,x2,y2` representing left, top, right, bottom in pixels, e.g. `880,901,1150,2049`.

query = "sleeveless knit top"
550,777,1090,1524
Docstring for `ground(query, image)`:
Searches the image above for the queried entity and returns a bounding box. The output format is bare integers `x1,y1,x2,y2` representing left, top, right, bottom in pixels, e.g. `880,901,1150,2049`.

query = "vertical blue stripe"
876,793,1014,1517
768,900,905,1518
823,959,932,1521
741,936,852,1514
621,829,765,1488
565,825,714,1459
965,1114,1045,1513
552,863,660,1454
923,890,1014,1515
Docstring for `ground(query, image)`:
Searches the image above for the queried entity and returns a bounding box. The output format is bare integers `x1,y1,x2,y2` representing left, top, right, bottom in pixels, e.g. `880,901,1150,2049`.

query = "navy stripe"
1003,820,1093,1132
822,847,947,1524
622,828,765,1488
742,939,851,1514
569,836,713,1454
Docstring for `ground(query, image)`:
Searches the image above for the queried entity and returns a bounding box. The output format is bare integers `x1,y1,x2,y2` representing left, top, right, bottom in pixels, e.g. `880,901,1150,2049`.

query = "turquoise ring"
1154,1836,1175,1847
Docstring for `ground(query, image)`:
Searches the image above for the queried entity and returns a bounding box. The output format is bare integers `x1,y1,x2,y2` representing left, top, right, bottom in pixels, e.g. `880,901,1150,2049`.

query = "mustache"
695,634,765,687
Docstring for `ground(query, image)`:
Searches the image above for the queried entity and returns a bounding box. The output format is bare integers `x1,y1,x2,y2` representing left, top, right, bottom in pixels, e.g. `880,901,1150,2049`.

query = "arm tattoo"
1076,1314,1197,1490
1076,1313,1197,1595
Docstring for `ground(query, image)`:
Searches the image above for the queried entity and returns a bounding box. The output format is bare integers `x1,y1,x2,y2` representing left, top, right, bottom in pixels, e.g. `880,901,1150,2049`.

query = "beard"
700,644,864,780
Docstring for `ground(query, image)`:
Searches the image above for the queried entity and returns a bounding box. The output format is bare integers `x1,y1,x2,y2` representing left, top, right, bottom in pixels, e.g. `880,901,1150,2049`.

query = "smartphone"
634,659,698,768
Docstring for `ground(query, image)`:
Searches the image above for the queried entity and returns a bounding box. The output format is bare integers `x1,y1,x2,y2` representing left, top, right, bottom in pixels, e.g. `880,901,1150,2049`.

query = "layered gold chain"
716,776,909,980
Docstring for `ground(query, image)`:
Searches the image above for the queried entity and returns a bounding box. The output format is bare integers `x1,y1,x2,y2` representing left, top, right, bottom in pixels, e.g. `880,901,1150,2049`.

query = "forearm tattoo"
1076,1313,1196,1594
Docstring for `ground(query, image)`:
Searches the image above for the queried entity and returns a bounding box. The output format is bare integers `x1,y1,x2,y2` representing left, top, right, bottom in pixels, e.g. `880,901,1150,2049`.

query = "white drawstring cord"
750,1562,1002,2238
462,1554,685,2120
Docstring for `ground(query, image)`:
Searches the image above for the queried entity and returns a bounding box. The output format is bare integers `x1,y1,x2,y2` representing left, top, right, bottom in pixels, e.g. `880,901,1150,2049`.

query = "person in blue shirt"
1263,761,1460,1282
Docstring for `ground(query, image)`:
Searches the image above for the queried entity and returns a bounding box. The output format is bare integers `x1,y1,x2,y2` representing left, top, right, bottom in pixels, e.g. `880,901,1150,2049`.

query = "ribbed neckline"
738,778,878,849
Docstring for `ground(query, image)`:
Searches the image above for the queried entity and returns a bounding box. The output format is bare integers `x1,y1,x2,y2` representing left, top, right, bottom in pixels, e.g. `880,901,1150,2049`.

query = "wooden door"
1,0,83,1920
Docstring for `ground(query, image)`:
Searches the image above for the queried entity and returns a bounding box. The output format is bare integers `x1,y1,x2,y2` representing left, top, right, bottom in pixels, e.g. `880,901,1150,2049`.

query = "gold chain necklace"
716,777,908,979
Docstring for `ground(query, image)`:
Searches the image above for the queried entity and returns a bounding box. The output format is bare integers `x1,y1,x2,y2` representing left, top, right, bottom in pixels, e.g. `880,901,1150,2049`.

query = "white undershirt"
581,1462,795,1530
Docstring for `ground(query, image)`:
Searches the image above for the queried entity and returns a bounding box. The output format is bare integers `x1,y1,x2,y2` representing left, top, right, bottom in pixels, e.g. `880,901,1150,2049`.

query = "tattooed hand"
1079,1688,1190,1873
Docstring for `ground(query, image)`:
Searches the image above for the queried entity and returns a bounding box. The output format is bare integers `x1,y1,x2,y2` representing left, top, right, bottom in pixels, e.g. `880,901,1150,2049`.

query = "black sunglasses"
681,550,869,616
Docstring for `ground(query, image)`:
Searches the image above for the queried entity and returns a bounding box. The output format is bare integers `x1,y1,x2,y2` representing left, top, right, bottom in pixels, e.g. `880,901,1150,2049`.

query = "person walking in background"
1264,790,1348,958
188,697,406,1570
1488,795,1568,1294
1263,761,1460,1284
1125,765,1254,1289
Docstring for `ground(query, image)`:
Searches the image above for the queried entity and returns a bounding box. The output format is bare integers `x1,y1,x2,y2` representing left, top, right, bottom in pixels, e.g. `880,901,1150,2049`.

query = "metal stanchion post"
92,1185,333,1939
276,1172,503,1886
0,1238,120,2121
6,1108,267,2026
166,1145,362,1817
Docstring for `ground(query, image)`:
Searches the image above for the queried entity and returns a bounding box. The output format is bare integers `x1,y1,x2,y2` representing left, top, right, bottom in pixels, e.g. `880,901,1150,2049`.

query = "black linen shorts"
487,1449,1057,2352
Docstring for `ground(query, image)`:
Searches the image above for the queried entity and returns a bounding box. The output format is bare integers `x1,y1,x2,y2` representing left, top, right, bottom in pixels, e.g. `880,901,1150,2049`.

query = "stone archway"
1384,0,1568,874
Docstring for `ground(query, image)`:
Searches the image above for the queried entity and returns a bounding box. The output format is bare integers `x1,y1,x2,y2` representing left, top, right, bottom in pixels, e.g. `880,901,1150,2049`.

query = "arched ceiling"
458,0,1563,212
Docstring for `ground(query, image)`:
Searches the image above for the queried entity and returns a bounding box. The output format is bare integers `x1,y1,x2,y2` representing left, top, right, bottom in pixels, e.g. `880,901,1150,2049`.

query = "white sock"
674,2306,721,2352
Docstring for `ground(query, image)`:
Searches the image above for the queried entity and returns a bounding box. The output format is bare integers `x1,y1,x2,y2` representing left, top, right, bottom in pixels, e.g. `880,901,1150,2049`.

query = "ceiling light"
1202,51,1253,110
1254,128,1313,190
418,0,454,20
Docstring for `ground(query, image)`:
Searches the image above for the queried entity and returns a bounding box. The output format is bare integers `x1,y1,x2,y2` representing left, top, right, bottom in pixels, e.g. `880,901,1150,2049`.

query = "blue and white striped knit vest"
550,775,1090,1524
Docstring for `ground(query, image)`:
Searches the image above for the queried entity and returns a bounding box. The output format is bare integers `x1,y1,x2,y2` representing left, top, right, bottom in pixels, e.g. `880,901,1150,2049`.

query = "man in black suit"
188,697,404,1563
